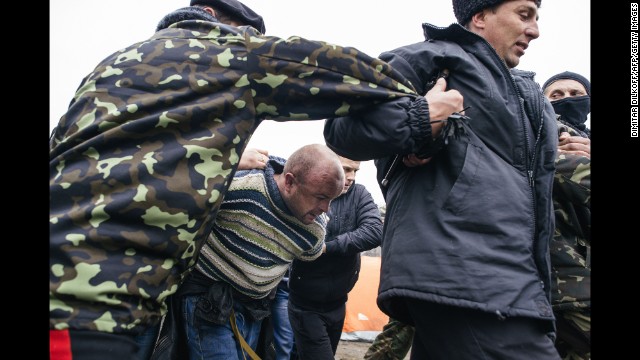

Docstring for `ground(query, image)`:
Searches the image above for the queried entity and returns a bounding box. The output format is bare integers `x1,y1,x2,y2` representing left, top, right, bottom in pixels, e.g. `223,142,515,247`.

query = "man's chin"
505,54,520,69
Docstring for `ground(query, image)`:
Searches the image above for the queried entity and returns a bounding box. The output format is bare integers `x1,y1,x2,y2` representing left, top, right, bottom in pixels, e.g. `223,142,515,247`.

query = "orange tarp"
342,256,389,340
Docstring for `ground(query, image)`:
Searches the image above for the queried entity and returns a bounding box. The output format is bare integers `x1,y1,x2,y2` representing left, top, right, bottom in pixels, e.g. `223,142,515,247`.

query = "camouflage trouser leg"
555,310,591,360
364,318,415,360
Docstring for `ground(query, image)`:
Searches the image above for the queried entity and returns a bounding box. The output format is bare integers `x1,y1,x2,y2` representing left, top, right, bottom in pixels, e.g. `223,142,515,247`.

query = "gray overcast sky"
50,0,590,205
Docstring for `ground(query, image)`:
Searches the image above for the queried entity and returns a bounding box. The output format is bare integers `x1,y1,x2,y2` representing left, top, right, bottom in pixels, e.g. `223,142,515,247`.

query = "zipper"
471,32,541,245
426,23,552,294
449,24,535,175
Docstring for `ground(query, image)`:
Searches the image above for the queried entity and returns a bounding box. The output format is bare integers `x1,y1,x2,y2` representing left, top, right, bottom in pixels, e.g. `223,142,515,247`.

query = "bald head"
284,144,344,187
279,144,345,224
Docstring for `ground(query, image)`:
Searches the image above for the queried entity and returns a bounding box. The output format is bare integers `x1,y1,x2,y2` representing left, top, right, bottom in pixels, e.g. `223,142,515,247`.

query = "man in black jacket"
324,1,561,359
287,156,383,360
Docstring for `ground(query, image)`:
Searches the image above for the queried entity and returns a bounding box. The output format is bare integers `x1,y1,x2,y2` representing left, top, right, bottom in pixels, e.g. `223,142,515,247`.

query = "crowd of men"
50,1,590,359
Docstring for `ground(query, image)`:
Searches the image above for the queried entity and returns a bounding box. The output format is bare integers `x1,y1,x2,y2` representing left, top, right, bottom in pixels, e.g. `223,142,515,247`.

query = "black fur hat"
190,0,265,33
543,71,591,97
452,0,541,25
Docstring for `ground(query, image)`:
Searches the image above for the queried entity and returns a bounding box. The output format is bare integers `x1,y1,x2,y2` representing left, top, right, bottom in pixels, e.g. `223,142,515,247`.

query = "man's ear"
284,173,296,192
201,6,216,17
470,10,487,30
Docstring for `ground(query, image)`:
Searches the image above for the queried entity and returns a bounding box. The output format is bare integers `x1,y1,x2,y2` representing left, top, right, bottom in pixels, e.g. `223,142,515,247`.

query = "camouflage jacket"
49,11,429,335
550,121,591,312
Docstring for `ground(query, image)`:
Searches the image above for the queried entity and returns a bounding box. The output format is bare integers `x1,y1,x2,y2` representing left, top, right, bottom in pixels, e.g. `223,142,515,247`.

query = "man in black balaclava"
543,70,592,360
543,71,591,137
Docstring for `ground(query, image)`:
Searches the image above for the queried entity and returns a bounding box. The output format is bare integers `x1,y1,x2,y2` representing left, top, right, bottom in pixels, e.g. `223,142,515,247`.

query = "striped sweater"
195,157,326,299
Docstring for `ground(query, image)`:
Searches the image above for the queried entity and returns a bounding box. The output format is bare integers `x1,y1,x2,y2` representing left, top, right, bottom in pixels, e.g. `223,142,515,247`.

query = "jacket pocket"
441,142,482,215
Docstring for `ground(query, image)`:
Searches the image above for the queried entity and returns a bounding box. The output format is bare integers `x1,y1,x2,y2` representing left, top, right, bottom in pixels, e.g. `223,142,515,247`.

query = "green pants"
364,318,415,360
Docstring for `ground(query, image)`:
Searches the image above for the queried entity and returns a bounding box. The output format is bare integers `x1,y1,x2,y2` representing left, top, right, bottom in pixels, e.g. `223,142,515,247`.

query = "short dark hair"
190,0,266,33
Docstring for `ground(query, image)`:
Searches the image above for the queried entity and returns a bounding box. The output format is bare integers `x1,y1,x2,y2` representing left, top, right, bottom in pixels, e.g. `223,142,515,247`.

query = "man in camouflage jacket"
550,121,591,360
543,72,591,360
49,1,457,358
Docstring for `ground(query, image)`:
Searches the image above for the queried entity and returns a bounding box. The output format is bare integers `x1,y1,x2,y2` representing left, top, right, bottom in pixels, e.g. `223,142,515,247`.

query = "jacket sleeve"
323,48,437,161
555,122,591,207
554,149,590,244
554,153,590,207
553,122,591,244
325,185,383,256
246,32,422,122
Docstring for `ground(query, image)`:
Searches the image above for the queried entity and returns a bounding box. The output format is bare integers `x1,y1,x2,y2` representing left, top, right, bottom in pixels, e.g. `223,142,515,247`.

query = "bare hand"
425,77,464,138
558,132,590,158
238,148,269,170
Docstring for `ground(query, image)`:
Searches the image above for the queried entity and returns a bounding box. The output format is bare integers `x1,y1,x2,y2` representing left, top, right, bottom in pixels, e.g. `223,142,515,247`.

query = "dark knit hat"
190,0,265,33
543,71,591,97
452,0,541,25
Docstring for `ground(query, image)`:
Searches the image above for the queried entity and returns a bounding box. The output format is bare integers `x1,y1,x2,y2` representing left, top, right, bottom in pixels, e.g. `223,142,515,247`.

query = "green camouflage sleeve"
245,32,418,120
554,122,591,211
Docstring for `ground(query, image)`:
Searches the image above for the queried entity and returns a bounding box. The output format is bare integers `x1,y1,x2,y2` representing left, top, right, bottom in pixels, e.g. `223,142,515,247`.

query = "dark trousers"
554,310,590,359
50,329,138,360
287,300,345,360
404,298,561,360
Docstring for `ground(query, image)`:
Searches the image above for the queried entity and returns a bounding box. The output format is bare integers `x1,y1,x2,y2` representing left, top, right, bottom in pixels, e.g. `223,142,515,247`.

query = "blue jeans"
271,286,295,360
134,324,159,359
183,294,263,360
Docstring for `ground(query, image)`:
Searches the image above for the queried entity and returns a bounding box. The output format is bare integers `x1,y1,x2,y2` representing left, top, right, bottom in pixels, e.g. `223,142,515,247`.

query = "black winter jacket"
288,183,382,310
324,24,558,327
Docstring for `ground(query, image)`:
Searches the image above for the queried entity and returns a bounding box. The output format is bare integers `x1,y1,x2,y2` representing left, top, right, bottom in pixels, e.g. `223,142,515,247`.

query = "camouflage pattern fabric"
555,310,591,360
364,318,414,360
551,121,590,359
49,17,419,335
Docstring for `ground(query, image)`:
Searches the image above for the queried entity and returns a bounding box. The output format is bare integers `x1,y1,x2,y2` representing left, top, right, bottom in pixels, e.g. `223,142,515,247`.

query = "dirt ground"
335,340,411,360
334,340,373,360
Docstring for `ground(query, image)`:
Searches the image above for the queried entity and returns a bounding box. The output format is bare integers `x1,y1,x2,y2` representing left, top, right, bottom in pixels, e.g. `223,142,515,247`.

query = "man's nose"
319,200,331,213
526,21,540,40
